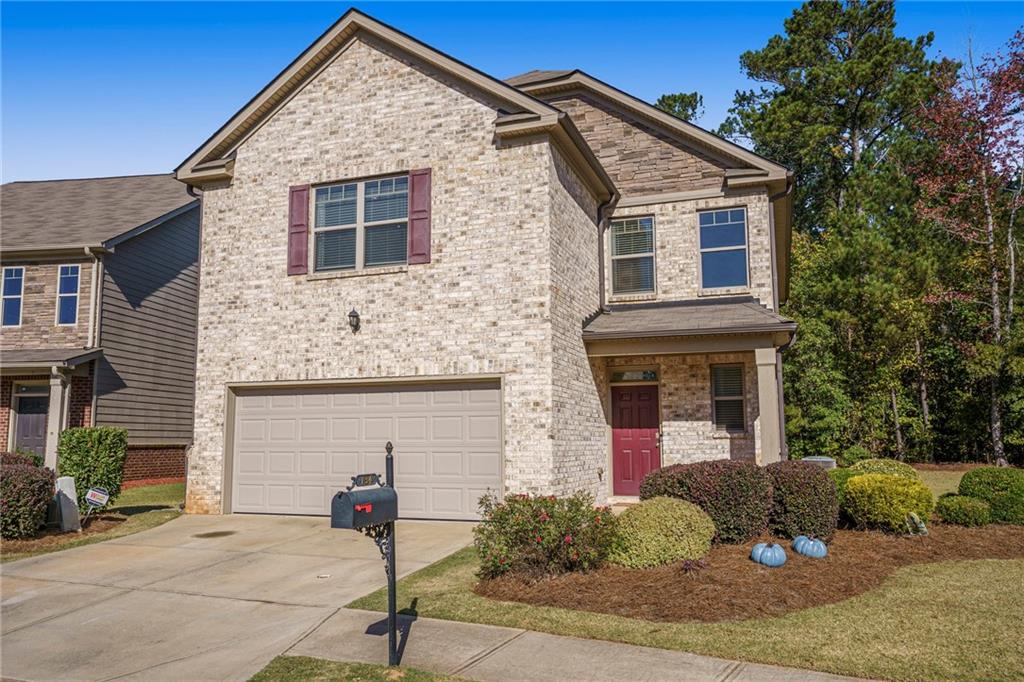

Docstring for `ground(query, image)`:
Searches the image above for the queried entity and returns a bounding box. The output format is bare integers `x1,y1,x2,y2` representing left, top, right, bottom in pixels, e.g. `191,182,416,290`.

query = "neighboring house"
175,9,795,519
0,174,200,482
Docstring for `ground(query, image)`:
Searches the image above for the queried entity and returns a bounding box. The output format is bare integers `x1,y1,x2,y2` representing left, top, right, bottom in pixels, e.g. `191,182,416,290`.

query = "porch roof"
1,347,103,371
582,298,796,341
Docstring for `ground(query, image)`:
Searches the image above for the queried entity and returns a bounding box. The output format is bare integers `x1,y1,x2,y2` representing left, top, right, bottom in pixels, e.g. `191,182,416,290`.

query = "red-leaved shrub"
766,460,839,540
1,457,55,540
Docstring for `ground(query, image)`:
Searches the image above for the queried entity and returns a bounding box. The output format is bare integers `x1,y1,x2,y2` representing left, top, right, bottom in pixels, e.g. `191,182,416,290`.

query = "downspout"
184,183,203,502
86,246,104,428
768,176,795,458
596,195,618,313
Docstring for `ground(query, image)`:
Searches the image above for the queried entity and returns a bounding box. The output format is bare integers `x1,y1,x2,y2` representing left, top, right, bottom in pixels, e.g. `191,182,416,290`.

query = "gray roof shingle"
505,69,576,87
582,297,796,340
0,347,103,369
1,174,194,251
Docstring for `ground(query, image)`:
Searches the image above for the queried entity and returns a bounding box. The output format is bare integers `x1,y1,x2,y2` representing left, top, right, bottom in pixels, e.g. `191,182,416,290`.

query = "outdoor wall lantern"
348,308,360,332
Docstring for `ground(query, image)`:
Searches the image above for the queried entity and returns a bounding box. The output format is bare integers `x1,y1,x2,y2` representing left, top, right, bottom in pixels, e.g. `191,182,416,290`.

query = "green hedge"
935,494,991,527
57,427,129,509
849,458,921,481
1,458,55,539
958,467,1024,524
829,468,861,510
608,497,715,569
843,473,934,533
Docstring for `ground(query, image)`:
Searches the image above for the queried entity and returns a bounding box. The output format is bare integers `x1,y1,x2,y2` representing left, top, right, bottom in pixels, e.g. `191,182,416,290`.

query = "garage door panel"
232,382,501,519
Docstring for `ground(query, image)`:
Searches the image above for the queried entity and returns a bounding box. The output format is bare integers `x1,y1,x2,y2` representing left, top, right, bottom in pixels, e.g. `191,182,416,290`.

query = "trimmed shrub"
958,467,1024,524
766,461,839,540
843,473,935,533
829,468,861,510
608,497,715,569
1,460,55,539
474,492,617,579
57,427,129,509
2,451,39,467
936,494,991,527
849,458,921,481
640,460,772,543
840,445,873,466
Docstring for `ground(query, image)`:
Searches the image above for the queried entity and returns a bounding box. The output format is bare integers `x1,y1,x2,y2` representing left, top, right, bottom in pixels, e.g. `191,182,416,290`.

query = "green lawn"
349,547,1023,681
250,656,463,682
1,482,184,563
915,468,965,497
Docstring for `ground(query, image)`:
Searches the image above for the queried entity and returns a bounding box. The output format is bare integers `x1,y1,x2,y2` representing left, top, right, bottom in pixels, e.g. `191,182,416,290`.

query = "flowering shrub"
639,460,772,543
1,457,55,539
608,497,714,569
474,491,617,579
766,460,839,540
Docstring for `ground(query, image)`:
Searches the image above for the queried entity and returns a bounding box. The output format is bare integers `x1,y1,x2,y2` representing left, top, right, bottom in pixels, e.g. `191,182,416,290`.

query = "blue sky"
1,1,1019,182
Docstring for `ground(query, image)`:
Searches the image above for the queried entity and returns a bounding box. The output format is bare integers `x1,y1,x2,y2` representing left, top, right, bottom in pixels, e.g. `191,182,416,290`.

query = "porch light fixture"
348,308,360,332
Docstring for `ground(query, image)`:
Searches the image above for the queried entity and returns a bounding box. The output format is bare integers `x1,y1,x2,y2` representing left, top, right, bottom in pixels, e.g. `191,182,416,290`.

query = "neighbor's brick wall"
610,190,777,310
124,445,187,481
188,36,565,513
592,352,760,468
548,93,728,196
0,258,94,348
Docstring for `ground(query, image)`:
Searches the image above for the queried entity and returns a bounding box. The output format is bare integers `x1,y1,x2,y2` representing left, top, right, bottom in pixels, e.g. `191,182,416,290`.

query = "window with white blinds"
313,176,408,271
611,216,655,294
56,264,80,325
711,364,745,431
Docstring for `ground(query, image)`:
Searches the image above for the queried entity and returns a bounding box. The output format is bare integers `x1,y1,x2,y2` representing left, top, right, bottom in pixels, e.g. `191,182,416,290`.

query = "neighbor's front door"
14,396,48,458
611,385,661,496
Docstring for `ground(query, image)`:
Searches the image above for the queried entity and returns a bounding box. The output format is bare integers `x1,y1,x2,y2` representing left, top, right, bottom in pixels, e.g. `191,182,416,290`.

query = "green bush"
766,461,839,540
474,492,617,579
958,467,1024,524
849,458,921,481
840,444,873,466
639,460,772,543
1,459,55,539
843,473,935,533
56,427,129,509
608,497,715,569
936,494,991,526
829,468,861,510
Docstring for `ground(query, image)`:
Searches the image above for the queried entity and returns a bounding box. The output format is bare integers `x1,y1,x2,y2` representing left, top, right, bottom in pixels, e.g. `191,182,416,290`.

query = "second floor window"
699,208,748,290
2,267,24,327
314,176,408,272
611,217,655,295
56,265,80,325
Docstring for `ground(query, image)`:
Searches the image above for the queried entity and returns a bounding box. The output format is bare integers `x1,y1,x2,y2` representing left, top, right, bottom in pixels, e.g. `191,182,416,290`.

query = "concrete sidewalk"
289,608,861,682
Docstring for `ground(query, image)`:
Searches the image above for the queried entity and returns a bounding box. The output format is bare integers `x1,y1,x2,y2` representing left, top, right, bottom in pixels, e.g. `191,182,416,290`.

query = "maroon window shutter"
407,168,432,264
288,185,310,275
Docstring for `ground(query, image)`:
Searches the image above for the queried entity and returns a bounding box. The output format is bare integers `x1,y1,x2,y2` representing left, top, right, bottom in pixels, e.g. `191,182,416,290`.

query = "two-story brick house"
0,175,200,482
175,9,795,518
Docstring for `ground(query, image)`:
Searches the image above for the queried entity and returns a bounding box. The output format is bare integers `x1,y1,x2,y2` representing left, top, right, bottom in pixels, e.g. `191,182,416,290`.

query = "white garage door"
231,382,502,519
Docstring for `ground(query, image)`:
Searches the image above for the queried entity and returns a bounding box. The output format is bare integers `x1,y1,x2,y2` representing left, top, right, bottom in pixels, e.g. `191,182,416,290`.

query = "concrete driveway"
0,514,473,681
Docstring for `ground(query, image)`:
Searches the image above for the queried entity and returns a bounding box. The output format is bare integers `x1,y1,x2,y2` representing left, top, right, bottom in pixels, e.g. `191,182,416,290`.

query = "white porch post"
754,347,782,465
44,368,69,472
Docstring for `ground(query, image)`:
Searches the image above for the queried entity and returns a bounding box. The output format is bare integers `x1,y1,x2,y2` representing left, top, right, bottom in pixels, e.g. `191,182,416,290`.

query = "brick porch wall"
0,368,94,452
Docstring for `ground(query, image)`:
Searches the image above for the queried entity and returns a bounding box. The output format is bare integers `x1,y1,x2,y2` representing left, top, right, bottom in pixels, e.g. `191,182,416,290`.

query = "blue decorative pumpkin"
750,542,787,567
793,536,828,559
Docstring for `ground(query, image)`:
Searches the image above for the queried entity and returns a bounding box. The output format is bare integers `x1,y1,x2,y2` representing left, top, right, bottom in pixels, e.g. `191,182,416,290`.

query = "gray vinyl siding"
95,207,200,445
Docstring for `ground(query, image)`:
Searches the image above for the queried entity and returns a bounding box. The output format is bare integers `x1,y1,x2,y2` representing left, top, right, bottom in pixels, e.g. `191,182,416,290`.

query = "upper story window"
2,267,24,327
711,364,745,431
56,265,80,326
313,176,408,272
699,208,748,290
610,217,655,295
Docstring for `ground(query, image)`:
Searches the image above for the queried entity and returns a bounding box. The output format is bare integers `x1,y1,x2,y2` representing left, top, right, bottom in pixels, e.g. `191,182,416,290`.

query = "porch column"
44,368,69,472
754,348,782,465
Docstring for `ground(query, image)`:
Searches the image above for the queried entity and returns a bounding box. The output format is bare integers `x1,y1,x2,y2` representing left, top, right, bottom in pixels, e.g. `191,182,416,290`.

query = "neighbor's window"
313,176,408,272
711,364,745,431
611,217,655,294
699,208,748,290
56,265,80,325
2,267,24,327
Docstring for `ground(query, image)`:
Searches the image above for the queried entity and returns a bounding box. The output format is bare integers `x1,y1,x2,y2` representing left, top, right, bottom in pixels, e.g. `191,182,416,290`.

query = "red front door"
612,385,661,496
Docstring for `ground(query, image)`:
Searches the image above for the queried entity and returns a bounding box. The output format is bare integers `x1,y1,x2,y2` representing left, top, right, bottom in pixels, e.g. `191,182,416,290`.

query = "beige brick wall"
187,37,608,512
609,190,776,309
0,259,93,349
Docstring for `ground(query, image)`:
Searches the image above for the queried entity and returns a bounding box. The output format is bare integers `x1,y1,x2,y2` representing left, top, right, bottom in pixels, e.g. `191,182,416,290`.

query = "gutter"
768,174,795,309
582,322,798,342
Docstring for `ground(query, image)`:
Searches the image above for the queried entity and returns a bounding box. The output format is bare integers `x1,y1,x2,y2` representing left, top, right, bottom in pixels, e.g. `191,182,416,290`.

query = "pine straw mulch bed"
0,514,127,555
474,524,1024,623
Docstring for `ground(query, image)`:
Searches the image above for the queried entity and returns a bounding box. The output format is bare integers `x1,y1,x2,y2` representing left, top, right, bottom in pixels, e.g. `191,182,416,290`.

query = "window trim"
2,266,25,328
310,174,409,273
609,215,657,297
710,363,746,433
698,206,750,294
55,264,81,327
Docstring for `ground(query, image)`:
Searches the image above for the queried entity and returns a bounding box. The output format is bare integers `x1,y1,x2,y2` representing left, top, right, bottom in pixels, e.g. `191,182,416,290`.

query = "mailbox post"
331,442,399,666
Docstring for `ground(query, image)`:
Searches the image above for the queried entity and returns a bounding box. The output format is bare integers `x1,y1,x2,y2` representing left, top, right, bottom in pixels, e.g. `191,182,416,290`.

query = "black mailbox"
331,486,398,529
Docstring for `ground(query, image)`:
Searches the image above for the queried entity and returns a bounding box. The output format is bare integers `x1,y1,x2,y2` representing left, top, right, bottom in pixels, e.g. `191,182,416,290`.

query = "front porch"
582,297,795,497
